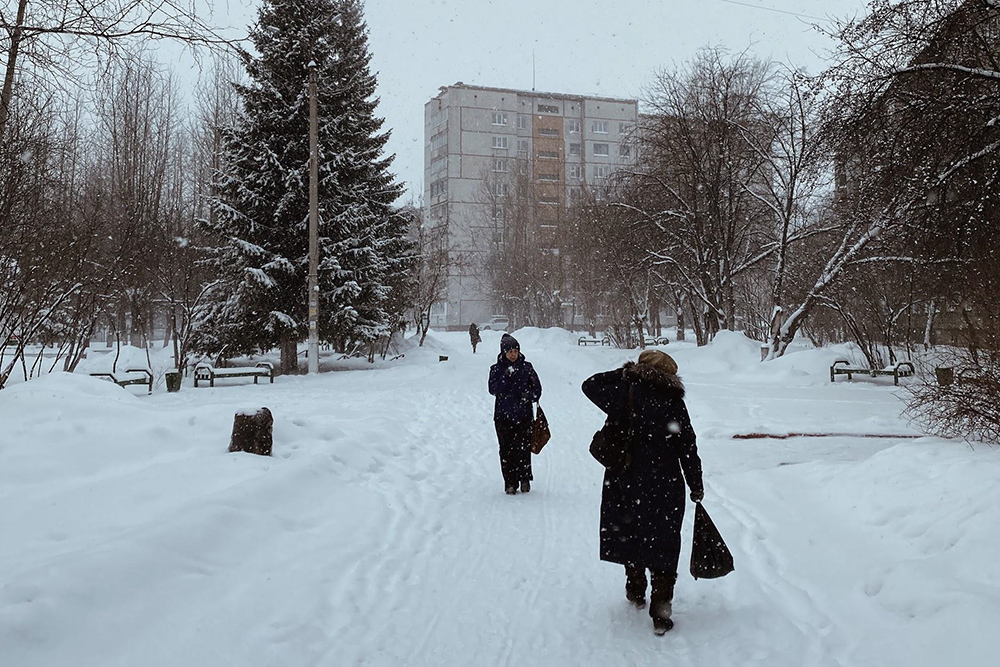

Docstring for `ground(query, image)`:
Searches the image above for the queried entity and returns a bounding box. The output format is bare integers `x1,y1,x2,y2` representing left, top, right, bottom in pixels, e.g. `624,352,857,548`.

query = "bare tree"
568,183,656,348
409,208,450,346
772,0,1000,360
477,158,566,329
1,0,237,139
735,69,831,359
629,49,778,344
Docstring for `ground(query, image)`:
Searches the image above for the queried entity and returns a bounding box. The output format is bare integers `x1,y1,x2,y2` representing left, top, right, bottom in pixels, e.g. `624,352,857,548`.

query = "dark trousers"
625,564,677,619
494,419,533,488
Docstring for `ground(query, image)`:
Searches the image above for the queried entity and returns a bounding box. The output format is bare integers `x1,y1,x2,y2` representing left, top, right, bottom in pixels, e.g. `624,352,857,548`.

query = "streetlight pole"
307,61,319,374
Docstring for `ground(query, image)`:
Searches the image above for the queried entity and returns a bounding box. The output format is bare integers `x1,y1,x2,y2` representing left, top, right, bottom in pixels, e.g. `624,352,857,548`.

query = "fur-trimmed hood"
622,361,685,399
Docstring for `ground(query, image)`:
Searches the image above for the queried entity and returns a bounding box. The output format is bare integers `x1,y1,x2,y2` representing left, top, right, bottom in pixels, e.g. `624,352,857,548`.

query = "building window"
592,120,609,134
493,158,507,172
492,112,508,126
568,165,582,179
538,103,560,113
537,128,559,137
538,150,559,159
517,139,529,156
430,179,447,198
619,122,633,135
569,143,581,157
517,115,528,130
538,172,559,182
492,136,509,150
593,143,609,157
618,143,631,158
492,203,505,221
594,165,610,180
567,119,581,134
495,182,508,197
538,196,559,205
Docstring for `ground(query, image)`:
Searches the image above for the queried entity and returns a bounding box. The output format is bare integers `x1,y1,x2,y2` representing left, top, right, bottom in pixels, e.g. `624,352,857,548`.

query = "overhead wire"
715,0,830,23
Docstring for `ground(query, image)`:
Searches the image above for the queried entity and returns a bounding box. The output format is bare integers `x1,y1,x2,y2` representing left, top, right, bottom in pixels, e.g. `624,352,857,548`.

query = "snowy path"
2,330,998,666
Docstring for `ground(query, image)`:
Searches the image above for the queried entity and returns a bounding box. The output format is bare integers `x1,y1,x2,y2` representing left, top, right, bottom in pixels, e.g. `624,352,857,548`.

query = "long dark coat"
488,352,541,423
582,362,704,572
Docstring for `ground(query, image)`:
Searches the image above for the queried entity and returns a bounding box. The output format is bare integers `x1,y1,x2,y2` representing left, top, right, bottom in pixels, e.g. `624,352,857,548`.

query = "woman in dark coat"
582,349,704,634
469,322,482,353
488,333,542,495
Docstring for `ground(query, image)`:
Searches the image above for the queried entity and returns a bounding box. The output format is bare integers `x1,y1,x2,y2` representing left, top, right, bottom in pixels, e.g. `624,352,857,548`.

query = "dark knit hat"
500,333,520,353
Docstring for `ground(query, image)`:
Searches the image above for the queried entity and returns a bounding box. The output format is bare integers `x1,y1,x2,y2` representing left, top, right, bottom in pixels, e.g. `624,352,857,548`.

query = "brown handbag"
531,404,551,454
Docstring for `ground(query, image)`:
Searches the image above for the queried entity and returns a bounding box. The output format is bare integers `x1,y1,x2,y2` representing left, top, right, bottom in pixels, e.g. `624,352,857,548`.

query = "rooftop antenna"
532,44,536,91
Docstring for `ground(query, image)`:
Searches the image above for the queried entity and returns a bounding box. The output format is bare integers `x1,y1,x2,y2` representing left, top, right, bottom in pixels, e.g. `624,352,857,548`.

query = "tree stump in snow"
229,407,273,456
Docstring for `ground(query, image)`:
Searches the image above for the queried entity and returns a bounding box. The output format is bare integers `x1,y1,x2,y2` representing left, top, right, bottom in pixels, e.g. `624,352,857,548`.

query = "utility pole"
307,61,320,374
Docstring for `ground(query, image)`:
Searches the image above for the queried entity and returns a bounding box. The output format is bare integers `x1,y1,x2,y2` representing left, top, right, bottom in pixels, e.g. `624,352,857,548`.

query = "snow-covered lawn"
2,329,997,666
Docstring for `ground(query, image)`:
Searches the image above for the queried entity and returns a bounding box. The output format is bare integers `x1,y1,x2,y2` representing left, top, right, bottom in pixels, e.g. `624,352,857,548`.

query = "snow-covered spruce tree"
199,0,405,372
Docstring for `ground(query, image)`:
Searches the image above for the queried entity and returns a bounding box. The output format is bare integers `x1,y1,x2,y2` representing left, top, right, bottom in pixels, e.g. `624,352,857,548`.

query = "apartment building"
424,82,639,330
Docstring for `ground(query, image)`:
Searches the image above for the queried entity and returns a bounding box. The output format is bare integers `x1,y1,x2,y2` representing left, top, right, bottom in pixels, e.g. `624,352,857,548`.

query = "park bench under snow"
194,362,274,388
89,368,153,394
829,359,915,386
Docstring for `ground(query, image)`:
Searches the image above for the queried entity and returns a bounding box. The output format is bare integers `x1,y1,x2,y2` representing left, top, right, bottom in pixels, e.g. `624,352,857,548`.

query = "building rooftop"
432,81,636,106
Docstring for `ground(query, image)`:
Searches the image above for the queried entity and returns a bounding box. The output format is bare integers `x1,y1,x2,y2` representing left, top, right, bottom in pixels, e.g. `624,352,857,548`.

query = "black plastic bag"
690,503,735,580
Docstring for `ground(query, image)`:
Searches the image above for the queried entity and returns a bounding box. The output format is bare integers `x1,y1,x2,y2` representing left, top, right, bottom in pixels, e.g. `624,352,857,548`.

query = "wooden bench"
578,336,610,346
194,361,274,388
830,360,915,386
90,368,153,394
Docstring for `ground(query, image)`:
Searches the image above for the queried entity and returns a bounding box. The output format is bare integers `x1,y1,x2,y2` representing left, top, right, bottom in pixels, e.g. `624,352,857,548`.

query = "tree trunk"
691,296,707,347
0,0,28,140
724,283,736,330
280,335,298,375
675,292,686,341
229,408,273,456
923,299,937,350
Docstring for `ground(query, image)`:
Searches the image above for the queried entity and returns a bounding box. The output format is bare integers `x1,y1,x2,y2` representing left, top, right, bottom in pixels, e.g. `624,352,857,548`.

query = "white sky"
189,0,871,202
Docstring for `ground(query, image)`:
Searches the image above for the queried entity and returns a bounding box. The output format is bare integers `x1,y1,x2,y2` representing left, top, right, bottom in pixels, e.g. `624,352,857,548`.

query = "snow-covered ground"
2,329,998,666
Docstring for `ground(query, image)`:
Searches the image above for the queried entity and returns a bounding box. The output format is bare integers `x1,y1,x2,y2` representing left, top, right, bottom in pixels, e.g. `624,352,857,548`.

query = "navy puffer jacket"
488,352,542,422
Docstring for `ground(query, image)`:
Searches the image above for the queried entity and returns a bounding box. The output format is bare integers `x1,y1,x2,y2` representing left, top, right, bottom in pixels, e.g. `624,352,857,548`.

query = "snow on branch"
898,62,1000,82
848,256,968,266
935,140,1000,187
244,267,276,289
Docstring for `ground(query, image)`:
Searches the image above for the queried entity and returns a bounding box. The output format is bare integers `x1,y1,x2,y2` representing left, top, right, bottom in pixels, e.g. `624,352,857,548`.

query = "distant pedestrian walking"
488,333,542,495
469,322,482,353
582,350,705,634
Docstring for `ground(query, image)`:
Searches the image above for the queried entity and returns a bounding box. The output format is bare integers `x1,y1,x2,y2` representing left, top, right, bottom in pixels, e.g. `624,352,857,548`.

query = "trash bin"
165,370,182,393
935,366,954,386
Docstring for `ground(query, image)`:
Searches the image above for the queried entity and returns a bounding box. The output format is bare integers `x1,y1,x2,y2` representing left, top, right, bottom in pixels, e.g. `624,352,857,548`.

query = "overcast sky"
201,0,871,203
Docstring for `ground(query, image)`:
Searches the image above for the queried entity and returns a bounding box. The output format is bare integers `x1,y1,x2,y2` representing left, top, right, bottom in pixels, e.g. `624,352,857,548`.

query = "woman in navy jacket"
488,333,542,494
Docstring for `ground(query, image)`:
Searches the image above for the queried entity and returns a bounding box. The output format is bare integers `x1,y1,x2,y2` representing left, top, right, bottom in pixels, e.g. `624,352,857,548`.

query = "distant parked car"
482,316,510,331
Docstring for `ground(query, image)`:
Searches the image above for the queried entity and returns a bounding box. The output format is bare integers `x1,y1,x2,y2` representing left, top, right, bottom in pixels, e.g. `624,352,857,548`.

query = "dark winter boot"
505,485,517,495
649,570,677,634
520,480,530,493
624,564,647,608
653,617,674,635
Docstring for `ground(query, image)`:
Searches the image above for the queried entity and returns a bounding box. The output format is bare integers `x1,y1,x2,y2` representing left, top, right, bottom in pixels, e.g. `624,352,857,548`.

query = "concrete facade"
424,83,639,330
